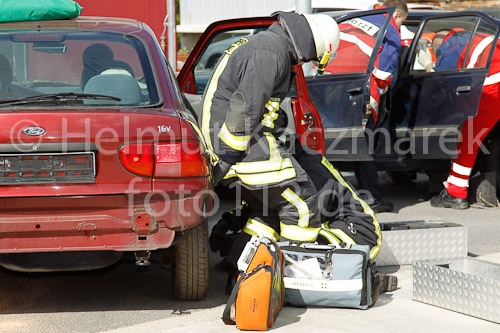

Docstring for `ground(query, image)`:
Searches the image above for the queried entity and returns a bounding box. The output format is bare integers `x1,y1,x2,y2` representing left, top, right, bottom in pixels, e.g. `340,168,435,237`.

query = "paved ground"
1,173,500,332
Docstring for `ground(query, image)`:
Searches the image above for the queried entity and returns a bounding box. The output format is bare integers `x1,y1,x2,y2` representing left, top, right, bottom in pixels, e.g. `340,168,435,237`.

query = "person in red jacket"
430,32,500,209
326,0,408,212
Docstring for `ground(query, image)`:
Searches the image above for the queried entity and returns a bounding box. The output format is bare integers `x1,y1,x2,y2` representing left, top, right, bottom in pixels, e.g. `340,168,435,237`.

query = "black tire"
173,220,209,300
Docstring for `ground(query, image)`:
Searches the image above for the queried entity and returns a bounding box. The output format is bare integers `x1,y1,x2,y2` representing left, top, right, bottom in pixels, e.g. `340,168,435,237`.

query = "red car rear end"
0,17,211,300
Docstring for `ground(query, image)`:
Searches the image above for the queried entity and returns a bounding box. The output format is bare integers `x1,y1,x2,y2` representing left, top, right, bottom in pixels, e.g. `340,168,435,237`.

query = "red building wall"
76,0,168,45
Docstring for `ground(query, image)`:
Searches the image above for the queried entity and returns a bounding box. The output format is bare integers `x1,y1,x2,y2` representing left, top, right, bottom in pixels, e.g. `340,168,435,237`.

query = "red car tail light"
119,141,209,178
154,141,209,178
118,142,154,176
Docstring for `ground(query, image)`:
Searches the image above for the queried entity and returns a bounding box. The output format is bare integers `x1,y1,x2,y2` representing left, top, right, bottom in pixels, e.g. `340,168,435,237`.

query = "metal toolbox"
413,258,500,324
376,220,467,266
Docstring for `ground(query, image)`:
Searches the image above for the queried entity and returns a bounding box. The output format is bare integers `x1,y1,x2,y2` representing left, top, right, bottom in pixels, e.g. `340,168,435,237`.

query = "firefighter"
326,0,408,213
424,31,500,208
201,11,340,242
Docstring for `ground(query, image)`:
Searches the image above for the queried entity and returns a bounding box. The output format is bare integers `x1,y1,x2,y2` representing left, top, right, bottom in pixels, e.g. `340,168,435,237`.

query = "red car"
0,17,212,300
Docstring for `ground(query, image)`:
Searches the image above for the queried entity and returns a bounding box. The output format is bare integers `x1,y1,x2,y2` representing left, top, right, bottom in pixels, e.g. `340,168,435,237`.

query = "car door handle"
347,87,363,96
456,85,471,93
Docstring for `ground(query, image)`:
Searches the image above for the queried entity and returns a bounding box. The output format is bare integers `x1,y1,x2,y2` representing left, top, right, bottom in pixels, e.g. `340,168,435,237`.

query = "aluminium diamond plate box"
376,220,467,266
413,258,500,323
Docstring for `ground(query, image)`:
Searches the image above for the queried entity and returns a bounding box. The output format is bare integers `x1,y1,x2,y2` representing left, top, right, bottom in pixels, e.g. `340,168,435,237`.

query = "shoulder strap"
369,261,380,307
222,274,244,325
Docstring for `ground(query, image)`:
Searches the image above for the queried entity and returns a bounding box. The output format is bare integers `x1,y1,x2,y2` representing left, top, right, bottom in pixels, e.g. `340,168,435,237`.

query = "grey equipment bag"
281,243,379,309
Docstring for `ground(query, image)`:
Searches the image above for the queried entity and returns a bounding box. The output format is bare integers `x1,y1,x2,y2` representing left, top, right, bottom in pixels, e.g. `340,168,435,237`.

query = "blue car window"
193,29,263,94
463,18,497,69
411,16,496,73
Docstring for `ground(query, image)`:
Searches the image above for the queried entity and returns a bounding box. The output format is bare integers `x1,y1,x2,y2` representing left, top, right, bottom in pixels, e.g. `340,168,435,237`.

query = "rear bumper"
0,192,212,253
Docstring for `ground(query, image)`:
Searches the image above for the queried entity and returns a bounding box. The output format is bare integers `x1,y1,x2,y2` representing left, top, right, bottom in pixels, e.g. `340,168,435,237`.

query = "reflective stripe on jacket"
456,33,500,90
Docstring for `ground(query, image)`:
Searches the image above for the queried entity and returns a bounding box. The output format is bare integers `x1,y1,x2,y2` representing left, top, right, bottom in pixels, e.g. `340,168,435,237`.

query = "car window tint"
411,15,497,73
287,76,298,99
0,31,159,106
303,13,389,77
193,28,265,94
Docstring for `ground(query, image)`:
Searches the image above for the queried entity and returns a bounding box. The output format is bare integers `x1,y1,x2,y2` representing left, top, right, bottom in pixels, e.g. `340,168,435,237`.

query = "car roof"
322,8,451,18
0,16,144,33
404,9,453,22
320,8,453,28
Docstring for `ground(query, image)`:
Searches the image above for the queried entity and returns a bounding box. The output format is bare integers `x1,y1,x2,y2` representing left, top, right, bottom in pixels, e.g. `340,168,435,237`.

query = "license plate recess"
0,152,95,184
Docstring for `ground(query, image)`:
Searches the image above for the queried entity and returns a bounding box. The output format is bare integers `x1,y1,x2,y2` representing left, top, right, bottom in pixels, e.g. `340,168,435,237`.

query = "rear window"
0,30,160,107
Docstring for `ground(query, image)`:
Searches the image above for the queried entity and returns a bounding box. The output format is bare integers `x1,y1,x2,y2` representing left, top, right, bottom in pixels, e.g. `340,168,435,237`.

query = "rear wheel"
173,221,209,300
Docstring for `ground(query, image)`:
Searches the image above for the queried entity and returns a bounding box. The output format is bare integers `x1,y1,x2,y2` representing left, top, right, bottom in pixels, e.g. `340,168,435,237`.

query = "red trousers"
447,83,500,198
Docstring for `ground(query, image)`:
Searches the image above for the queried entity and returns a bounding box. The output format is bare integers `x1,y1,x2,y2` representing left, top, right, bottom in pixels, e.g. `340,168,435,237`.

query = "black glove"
212,159,233,187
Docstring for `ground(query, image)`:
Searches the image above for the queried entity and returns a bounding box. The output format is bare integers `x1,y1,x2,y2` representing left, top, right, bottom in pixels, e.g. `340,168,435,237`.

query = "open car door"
177,16,325,152
393,12,500,160
304,7,396,161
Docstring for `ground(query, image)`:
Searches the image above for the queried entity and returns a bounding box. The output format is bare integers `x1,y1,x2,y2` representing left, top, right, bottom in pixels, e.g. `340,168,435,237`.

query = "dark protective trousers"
226,141,382,265
354,160,382,204
226,172,320,270
293,142,382,259
353,116,383,205
240,176,321,242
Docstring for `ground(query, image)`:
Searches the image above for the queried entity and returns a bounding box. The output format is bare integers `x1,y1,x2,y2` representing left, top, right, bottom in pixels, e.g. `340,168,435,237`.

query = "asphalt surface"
1,172,500,332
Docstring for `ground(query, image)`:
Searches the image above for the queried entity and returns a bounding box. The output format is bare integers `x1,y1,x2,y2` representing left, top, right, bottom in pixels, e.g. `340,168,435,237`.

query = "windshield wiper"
0,92,121,106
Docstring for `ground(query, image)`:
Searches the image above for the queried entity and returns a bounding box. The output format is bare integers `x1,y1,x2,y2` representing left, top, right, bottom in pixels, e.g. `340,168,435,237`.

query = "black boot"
380,274,398,293
371,201,394,213
430,189,469,209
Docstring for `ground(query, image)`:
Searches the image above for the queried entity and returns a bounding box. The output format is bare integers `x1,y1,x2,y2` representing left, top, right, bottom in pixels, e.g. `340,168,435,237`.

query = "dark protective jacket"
199,12,317,189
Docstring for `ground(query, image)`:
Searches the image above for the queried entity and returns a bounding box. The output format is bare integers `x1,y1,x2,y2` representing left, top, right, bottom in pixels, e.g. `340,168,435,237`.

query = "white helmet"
303,14,340,59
